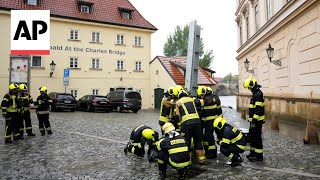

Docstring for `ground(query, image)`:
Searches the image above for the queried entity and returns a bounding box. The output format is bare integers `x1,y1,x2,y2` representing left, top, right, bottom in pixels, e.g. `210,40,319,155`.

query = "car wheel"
85,105,92,112
133,109,139,113
70,108,75,112
117,105,122,113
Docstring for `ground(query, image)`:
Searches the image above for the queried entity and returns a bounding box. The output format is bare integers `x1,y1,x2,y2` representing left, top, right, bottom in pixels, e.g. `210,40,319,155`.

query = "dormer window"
119,7,134,20
77,0,94,14
25,0,39,6
81,5,90,13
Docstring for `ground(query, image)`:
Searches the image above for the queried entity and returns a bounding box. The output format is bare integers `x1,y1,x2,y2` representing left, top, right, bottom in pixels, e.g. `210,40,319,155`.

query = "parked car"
106,90,141,113
47,92,77,112
77,95,111,112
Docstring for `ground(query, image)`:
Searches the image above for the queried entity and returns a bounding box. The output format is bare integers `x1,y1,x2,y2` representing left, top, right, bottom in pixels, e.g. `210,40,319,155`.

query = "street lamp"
244,58,254,74
50,60,56,77
266,43,281,66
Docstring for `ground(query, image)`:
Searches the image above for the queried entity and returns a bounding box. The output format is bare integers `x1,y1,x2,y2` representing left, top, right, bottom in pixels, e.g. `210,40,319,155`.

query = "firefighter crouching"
175,90,206,164
156,122,191,180
19,84,36,137
1,83,23,143
124,125,159,161
159,87,178,136
213,117,246,167
34,86,53,136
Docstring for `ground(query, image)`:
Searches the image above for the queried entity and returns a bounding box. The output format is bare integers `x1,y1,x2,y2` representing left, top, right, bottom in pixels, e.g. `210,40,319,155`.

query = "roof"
152,56,217,85
0,0,157,31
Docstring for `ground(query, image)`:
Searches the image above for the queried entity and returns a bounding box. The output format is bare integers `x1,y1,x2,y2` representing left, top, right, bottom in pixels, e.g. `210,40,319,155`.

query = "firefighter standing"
175,90,206,164
243,77,265,161
1,83,23,143
159,87,178,135
19,84,36,137
124,125,159,160
34,86,53,136
156,122,191,180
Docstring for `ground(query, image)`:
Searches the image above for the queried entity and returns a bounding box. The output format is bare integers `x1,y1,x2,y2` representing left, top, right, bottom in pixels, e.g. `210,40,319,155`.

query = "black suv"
47,92,77,112
77,95,111,112
106,90,141,113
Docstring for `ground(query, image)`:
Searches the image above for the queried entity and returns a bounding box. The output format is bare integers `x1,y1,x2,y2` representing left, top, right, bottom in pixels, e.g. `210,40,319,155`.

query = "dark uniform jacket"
249,85,265,124
1,93,23,117
217,124,246,151
130,125,159,147
159,97,175,123
195,93,223,121
34,93,51,113
157,132,191,168
175,97,200,125
20,93,33,111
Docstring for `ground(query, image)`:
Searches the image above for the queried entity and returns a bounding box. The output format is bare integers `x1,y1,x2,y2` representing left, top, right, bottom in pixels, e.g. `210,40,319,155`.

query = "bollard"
306,121,319,144
271,115,279,131
241,109,246,120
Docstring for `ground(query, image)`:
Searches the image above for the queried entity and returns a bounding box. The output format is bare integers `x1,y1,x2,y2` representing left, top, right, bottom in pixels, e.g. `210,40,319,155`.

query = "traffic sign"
63,77,69,86
64,69,70,78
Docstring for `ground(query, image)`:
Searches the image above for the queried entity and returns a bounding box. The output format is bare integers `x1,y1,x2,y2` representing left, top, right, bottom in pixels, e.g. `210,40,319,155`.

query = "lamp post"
244,58,254,74
50,60,56,77
266,43,281,66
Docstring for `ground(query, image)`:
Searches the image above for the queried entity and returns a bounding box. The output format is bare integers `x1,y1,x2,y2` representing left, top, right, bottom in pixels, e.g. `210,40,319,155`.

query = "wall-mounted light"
49,60,56,77
120,77,123,81
244,58,254,74
266,43,281,66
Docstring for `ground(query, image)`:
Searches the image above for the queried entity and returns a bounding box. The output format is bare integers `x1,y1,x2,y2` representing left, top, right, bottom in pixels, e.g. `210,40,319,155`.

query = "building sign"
10,56,30,86
50,45,126,56
11,10,50,55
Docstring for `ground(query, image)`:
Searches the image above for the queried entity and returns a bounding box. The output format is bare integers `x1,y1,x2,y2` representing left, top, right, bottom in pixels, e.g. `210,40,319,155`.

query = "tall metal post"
185,20,201,97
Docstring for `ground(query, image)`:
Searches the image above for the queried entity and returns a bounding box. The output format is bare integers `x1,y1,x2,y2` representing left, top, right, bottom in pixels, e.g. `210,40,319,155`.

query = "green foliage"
163,25,213,68
221,73,238,83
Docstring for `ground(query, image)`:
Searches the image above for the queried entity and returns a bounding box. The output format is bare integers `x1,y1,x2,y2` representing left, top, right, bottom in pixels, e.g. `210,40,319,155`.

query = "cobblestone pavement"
1,108,320,180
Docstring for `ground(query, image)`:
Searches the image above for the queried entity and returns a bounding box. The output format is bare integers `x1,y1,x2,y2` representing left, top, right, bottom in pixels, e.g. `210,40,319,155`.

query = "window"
266,0,272,21
117,60,124,70
255,4,260,32
91,32,100,42
80,5,90,13
70,30,79,40
122,12,130,19
27,0,38,5
92,58,100,69
135,61,142,71
71,90,78,98
116,34,124,44
92,89,99,95
134,36,142,46
109,88,115,92
32,56,42,67
239,25,243,45
70,57,78,68
246,17,249,40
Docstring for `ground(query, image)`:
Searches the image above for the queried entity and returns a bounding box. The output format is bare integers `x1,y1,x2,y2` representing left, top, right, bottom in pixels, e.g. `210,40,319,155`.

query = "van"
106,90,141,113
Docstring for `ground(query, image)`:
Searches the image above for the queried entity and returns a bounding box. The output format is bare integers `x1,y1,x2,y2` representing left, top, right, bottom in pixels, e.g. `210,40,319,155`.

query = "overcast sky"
129,0,238,78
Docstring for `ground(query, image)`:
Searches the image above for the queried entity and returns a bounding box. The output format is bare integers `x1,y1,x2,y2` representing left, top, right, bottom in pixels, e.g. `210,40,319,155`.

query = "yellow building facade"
0,0,156,109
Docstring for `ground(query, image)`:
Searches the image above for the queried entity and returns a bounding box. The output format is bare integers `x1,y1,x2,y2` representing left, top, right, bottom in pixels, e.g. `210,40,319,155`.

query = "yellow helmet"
19,84,27,90
142,129,155,140
243,77,257,89
206,86,213,94
175,85,184,94
178,90,189,99
39,86,48,92
197,86,207,97
9,83,19,91
162,122,175,134
167,87,178,97
213,117,227,130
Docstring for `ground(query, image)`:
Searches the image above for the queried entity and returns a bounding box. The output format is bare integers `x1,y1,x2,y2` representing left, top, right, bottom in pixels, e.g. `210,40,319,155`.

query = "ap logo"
11,10,50,55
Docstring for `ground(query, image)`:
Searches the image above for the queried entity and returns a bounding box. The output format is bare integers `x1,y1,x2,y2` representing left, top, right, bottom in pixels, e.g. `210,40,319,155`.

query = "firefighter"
124,125,159,160
1,83,23,143
213,117,246,167
194,86,223,159
243,77,265,161
19,84,36,137
156,122,191,180
175,85,184,94
34,86,53,136
175,90,206,164
159,87,178,135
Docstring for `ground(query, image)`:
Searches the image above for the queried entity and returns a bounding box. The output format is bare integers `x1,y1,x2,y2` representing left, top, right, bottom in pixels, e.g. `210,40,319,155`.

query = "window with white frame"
122,12,130,19
255,4,260,32
92,89,99,95
116,34,124,44
266,0,272,21
246,16,249,40
92,58,100,69
135,61,142,71
91,32,100,42
27,0,38,6
71,90,78,98
32,56,42,67
239,25,243,45
70,57,79,68
70,30,79,40
80,5,90,13
117,60,124,70
134,36,142,46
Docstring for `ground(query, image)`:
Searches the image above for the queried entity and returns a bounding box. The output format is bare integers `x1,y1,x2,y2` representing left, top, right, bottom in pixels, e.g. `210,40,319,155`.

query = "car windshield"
94,96,107,100
57,94,75,100
125,92,141,99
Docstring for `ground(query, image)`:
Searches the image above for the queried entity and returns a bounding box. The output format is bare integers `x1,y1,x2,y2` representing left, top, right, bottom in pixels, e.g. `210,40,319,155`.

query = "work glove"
147,148,158,162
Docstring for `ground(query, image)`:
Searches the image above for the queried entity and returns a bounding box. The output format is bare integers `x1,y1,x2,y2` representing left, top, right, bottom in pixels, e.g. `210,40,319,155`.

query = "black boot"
206,149,217,159
5,139,13,144
41,131,45,136
231,155,242,167
47,130,53,135
19,136,25,140
27,133,36,136
178,169,187,180
250,154,263,161
159,171,166,180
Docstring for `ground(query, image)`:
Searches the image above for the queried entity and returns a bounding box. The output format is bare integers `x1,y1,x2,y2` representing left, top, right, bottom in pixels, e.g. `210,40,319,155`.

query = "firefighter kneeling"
213,117,247,167
156,122,191,180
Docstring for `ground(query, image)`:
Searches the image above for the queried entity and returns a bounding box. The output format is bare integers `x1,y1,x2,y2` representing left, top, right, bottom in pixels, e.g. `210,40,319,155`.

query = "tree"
163,25,214,68
221,73,239,83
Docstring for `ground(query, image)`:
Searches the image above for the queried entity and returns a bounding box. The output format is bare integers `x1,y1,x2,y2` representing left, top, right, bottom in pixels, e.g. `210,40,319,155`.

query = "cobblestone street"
1,108,320,179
